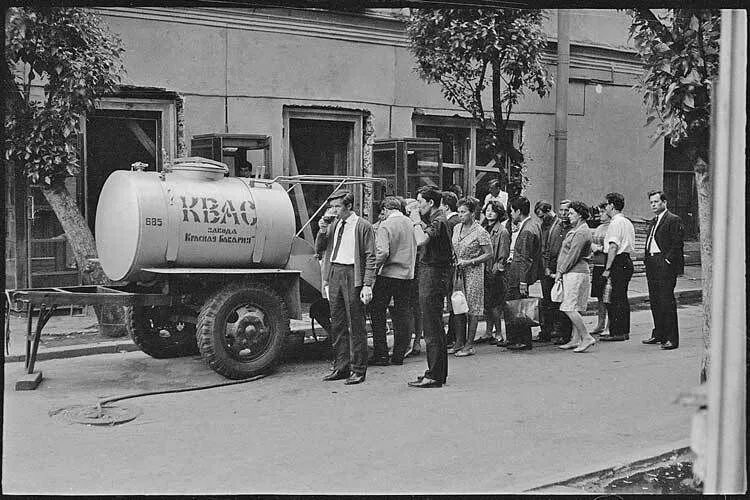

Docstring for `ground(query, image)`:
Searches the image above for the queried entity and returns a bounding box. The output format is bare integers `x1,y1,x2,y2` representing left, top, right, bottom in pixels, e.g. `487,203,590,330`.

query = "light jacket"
316,216,376,288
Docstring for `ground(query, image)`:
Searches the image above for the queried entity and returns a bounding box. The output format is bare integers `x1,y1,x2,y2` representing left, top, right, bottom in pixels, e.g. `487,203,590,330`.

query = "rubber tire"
126,306,200,359
196,281,289,379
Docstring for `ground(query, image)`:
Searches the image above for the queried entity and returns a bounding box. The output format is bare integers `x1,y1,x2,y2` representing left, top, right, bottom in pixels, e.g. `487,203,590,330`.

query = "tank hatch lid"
171,157,228,180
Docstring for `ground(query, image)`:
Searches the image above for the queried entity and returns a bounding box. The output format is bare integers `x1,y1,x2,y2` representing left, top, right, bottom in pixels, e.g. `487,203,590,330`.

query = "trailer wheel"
196,281,289,379
126,306,200,359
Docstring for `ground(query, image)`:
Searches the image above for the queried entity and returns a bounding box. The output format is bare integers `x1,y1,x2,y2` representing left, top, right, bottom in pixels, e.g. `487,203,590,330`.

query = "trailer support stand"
16,303,55,391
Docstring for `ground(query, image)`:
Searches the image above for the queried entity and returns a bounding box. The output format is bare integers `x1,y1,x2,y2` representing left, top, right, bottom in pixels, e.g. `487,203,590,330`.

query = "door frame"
282,106,364,211
81,97,177,224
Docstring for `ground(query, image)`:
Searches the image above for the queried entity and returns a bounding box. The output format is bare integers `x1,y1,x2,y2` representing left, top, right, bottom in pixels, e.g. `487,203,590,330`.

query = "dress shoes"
407,377,443,388
495,340,511,348
368,356,390,366
322,369,350,381
660,341,678,350
599,335,629,342
506,343,532,351
344,372,366,385
642,337,661,345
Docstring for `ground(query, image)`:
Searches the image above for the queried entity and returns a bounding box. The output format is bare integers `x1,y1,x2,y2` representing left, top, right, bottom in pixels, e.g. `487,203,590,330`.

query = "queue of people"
315,185,685,387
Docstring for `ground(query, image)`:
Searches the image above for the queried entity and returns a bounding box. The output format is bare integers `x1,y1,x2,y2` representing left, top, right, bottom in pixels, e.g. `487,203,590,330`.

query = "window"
414,116,521,204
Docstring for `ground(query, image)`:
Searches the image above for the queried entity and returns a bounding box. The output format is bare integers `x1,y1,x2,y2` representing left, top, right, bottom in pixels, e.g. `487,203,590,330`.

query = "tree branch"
474,60,489,124
632,9,674,44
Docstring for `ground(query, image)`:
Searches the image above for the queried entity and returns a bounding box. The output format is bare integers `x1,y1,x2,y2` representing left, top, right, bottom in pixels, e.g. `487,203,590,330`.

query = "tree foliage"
628,9,720,156
5,6,125,186
407,9,552,194
408,9,551,129
628,9,720,385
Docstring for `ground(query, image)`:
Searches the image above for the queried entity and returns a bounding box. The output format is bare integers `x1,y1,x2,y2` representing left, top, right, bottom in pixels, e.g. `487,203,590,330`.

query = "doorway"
85,110,161,233
663,142,699,239
287,116,357,242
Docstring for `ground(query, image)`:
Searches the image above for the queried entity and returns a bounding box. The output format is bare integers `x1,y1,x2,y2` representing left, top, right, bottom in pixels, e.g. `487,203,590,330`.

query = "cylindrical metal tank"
96,158,295,282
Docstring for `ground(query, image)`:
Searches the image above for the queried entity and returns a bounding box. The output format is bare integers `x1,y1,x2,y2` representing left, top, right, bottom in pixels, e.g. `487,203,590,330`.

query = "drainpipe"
553,9,570,208
704,9,746,494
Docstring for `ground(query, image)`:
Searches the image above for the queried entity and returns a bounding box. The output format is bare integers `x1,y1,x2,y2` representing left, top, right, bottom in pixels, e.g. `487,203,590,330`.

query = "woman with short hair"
553,201,596,353
590,202,611,335
479,200,510,345
449,197,493,356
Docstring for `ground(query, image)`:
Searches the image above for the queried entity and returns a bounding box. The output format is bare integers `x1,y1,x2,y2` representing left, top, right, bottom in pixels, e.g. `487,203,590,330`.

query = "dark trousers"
408,272,422,341
418,264,450,383
606,253,634,337
505,286,533,347
329,264,368,374
371,276,412,361
540,275,572,341
645,254,679,346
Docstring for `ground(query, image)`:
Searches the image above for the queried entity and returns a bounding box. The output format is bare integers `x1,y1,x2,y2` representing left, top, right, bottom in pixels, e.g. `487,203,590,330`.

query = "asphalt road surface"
3,305,702,494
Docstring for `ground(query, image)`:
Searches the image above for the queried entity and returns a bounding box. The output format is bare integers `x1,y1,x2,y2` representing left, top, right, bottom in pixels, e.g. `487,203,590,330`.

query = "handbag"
504,297,540,327
551,279,564,303
451,269,469,315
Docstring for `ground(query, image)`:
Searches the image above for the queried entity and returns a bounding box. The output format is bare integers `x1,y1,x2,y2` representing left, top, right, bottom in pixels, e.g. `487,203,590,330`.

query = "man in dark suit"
316,189,376,384
535,200,574,344
504,196,542,351
641,190,684,350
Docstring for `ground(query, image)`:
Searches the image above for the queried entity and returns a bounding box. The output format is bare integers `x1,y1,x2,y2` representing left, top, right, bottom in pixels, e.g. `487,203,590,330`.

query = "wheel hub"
227,306,269,358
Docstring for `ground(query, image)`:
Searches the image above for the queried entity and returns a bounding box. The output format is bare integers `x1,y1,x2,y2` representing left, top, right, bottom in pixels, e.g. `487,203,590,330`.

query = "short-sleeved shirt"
605,213,636,255
420,208,453,267
484,191,508,210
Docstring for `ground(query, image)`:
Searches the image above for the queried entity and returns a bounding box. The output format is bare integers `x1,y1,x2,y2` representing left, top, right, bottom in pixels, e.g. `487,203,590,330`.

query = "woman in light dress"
449,197,493,357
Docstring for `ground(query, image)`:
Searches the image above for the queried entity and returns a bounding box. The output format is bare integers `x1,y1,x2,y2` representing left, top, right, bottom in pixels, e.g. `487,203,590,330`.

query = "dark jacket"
316,216,377,287
647,210,685,276
507,217,542,287
485,221,511,274
542,216,571,276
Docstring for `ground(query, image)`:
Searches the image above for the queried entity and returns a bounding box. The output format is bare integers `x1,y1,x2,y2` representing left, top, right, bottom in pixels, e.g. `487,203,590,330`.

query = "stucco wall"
100,8,661,220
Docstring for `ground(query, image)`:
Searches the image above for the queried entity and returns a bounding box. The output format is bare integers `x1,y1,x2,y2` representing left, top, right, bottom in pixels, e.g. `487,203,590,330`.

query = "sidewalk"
4,264,703,363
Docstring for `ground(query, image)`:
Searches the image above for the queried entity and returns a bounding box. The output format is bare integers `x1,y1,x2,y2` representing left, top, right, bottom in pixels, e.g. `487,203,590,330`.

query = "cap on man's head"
327,189,353,202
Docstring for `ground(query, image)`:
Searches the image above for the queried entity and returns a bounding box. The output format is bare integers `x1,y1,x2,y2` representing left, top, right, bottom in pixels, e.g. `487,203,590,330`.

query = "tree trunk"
691,152,712,383
491,61,508,190
41,181,128,337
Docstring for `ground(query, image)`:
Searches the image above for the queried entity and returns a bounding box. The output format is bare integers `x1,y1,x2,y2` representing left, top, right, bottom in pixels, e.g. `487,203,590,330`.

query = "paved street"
3,304,702,494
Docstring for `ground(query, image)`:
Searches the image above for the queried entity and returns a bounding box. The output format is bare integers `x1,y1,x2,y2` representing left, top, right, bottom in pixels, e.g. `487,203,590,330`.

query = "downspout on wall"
553,9,570,208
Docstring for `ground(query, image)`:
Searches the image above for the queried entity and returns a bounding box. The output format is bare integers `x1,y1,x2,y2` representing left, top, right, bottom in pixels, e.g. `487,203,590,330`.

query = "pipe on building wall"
553,9,570,207
704,9,747,494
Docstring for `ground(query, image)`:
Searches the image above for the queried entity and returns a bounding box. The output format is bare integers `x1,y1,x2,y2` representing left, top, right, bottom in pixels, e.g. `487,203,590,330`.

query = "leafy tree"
5,6,127,334
628,9,720,382
407,8,552,196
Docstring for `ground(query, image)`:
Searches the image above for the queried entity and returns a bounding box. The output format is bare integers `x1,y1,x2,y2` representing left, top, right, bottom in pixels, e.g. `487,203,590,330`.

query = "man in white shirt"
483,179,508,214
641,190,684,350
599,192,636,342
316,190,376,384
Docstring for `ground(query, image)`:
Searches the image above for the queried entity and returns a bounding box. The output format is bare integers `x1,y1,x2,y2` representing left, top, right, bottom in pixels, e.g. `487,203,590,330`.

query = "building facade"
7,7,690,289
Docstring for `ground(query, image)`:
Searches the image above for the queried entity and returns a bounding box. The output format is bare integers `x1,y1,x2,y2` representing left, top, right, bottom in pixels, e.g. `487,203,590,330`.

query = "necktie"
647,217,658,254
331,220,346,262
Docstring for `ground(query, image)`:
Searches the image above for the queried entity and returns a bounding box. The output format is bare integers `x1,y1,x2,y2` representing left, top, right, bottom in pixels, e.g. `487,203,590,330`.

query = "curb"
4,341,140,363
520,439,692,493
4,289,702,364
